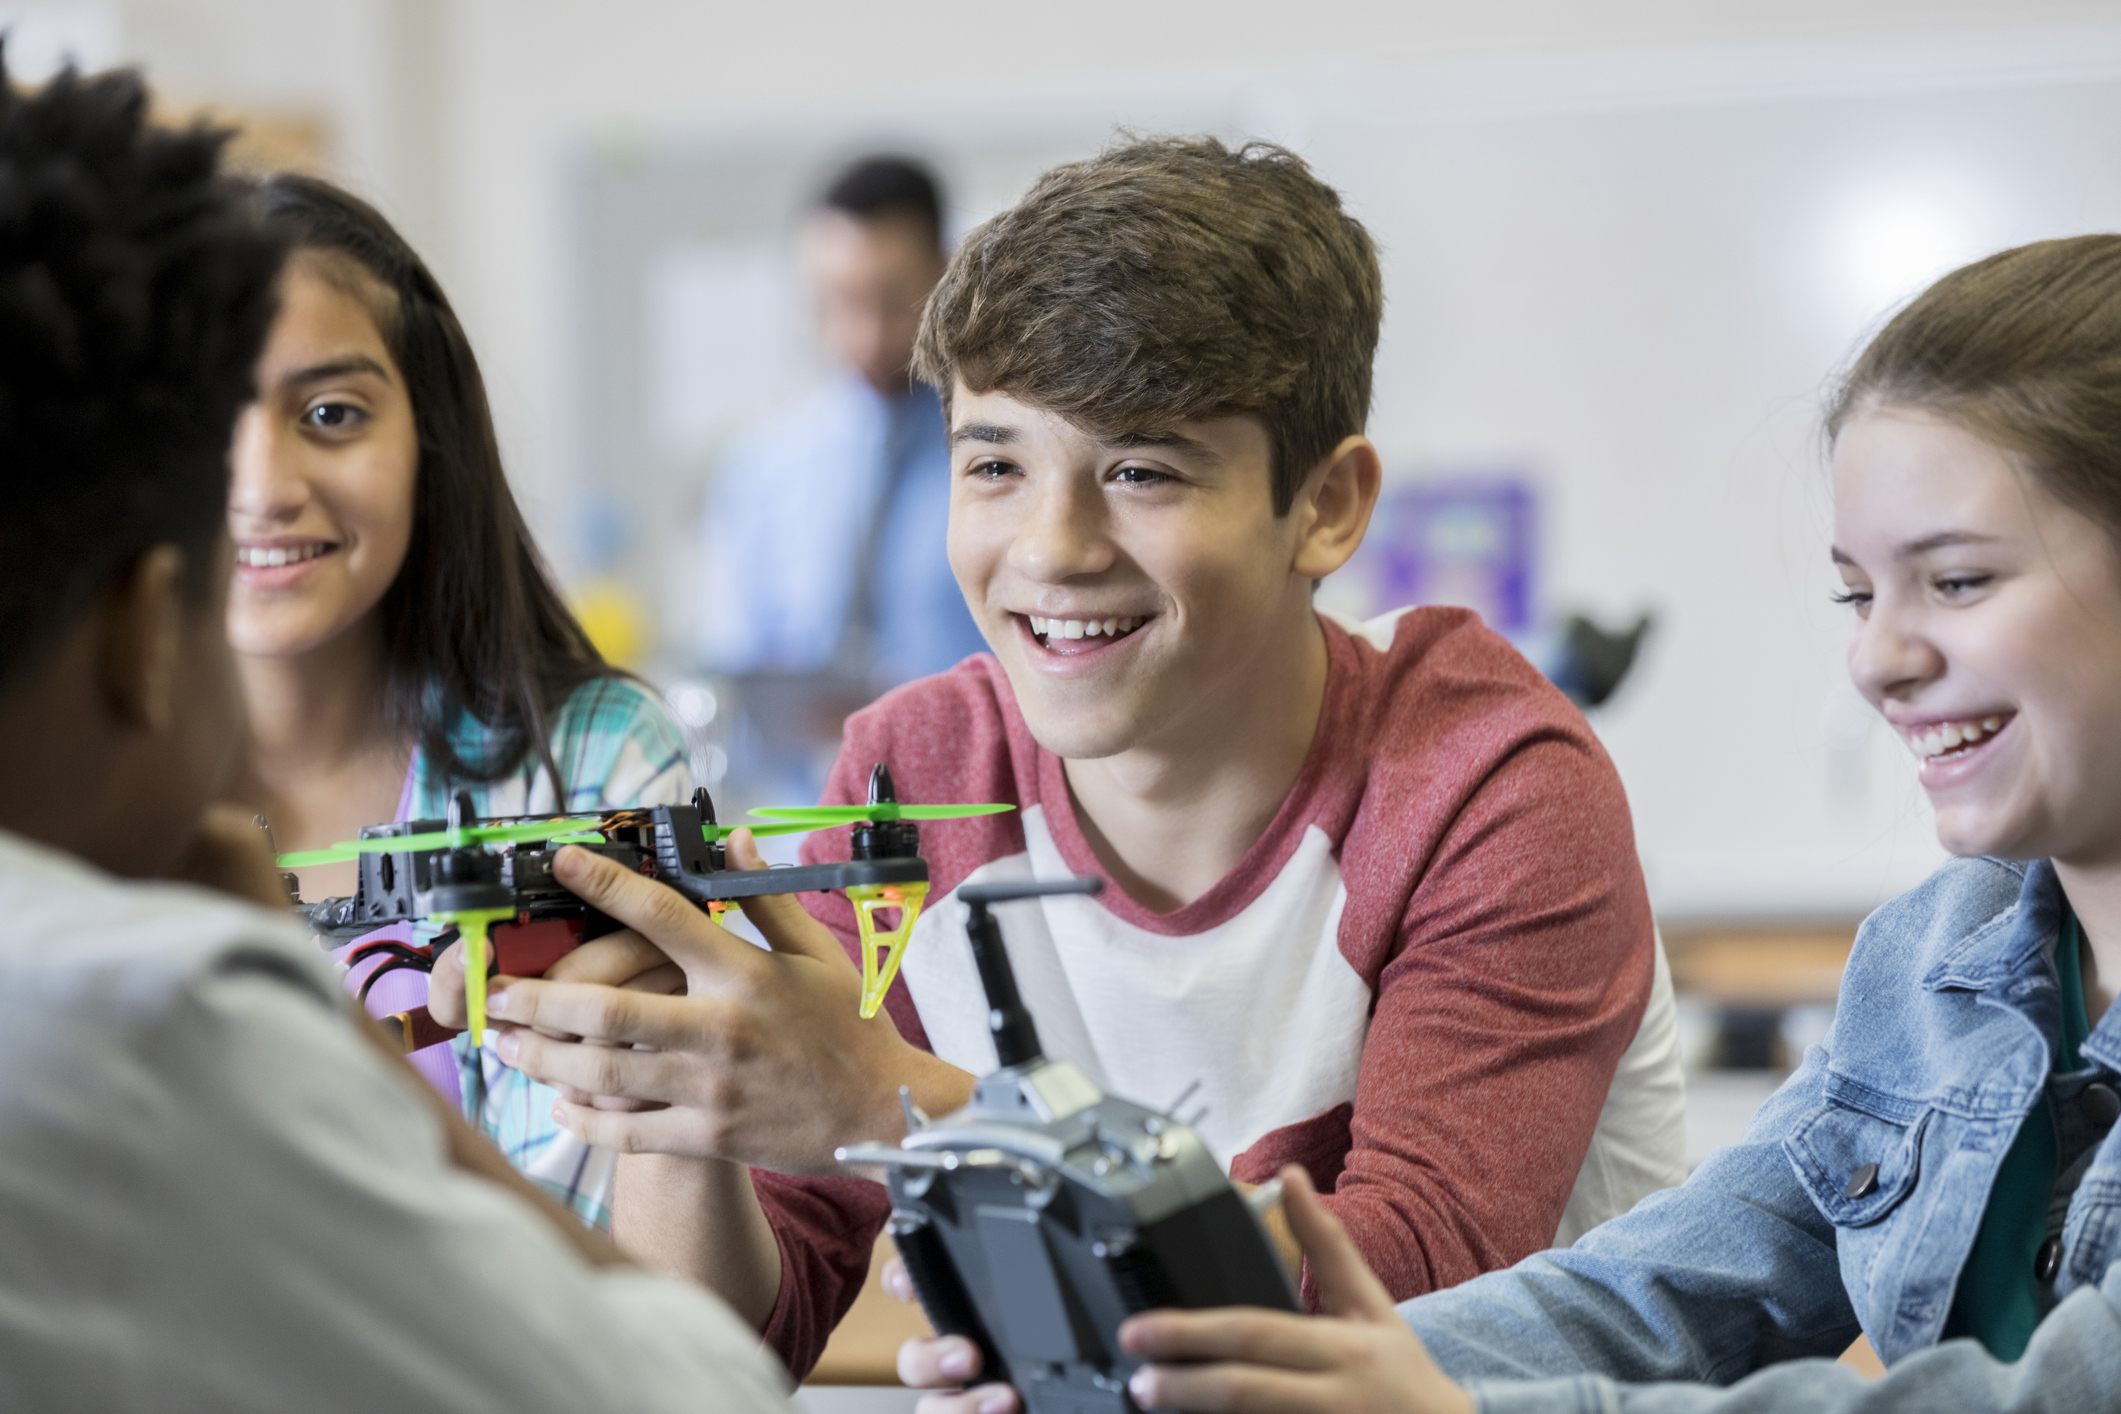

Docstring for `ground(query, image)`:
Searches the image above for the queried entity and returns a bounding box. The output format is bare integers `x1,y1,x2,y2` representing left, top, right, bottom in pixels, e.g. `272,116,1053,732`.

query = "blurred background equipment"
1547,611,1654,710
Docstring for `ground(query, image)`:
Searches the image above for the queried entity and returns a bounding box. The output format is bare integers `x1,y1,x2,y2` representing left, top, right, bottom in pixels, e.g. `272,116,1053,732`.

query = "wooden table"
1661,921,1862,1009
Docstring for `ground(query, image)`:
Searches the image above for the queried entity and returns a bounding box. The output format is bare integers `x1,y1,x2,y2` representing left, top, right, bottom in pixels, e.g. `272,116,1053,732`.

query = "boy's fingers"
1279,1165,1398,1323
543,930,672,988
486,977,705,1051
1127,1361,1326,1414
882,1255,917,1304
550,1098,732,1156
425,941,467,1027
1119,1310,1344,1371
720,829,856,966
550,847,751,983
897,1333,985,1388
496,1026,689,1101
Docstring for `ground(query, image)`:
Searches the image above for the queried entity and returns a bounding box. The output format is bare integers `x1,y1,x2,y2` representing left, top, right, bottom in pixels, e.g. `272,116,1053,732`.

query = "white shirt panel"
903,806,1372,1165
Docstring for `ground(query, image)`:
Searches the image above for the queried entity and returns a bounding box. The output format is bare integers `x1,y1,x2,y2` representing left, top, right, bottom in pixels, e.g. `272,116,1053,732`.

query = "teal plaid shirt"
409,677,691,1229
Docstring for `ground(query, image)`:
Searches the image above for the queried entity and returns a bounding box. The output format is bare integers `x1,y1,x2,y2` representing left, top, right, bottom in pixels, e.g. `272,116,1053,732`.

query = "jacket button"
1845,1162,1880,1200
2035,1236,2063,1283
2082,1082,2121,1128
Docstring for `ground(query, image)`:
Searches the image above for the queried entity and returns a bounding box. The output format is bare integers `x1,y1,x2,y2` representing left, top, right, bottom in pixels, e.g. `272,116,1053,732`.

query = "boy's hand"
1119,1167,1473,1414
890,1256,1019,1414
475,831,972,1175
172,804,291,910
425,921,683,1034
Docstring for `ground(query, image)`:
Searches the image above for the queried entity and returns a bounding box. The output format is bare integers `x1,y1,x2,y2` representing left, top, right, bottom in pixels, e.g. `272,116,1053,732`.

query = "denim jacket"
1403,857,2121,1413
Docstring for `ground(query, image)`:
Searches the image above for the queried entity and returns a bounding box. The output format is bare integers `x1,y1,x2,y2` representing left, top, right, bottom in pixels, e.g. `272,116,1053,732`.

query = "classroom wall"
29,0,2121,920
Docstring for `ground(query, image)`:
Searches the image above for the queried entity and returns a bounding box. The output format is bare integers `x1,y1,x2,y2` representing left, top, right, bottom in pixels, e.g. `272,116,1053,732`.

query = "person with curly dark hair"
0,57,786,1412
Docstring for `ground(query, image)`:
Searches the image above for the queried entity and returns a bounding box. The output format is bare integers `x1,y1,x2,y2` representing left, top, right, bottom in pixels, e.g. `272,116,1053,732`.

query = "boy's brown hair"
913,136,1382,515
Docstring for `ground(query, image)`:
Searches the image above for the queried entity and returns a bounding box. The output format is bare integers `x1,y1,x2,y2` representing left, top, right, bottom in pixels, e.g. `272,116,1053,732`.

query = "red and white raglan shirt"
754,607,1687,1377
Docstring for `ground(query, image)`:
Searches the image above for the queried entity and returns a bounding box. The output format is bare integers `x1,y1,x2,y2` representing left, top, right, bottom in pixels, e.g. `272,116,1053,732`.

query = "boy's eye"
302,401,367,432
967,458,1017,480
1112,465,1171,486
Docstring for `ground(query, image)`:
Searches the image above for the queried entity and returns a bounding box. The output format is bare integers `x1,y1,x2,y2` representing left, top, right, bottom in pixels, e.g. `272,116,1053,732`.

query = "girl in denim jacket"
909,236,2121,1413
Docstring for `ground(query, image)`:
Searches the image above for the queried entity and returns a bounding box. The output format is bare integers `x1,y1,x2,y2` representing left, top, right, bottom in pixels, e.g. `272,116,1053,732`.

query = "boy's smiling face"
947,386,1335,760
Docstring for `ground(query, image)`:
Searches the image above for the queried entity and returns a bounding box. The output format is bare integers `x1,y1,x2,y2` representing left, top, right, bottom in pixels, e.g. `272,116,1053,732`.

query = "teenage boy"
0,61,788,1412
468,137,1684,1379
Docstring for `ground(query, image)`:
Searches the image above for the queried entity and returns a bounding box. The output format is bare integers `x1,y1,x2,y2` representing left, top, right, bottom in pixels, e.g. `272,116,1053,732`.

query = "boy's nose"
1010,477,1114,581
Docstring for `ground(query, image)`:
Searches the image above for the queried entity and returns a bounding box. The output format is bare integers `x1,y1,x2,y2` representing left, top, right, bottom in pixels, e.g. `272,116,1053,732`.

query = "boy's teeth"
1029,614,1146,642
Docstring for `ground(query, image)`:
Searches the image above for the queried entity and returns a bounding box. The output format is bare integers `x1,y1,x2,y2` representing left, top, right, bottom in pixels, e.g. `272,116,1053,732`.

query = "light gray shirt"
0,830,791,1413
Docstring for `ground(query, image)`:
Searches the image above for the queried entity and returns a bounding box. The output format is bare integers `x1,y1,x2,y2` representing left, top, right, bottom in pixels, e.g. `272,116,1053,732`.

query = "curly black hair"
0,56,284,686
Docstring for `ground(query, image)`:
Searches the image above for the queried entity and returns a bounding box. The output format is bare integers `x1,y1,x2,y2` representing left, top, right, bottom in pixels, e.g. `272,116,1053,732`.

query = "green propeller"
706,820,816,841
748,802,1014,824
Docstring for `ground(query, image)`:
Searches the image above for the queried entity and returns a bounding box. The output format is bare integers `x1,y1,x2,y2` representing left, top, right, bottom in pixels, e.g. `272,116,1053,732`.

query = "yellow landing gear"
849,881,929,1018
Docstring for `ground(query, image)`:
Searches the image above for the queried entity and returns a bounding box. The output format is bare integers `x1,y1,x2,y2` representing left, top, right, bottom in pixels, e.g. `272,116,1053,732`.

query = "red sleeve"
752,1171,892,1380
1311,729,1654,1305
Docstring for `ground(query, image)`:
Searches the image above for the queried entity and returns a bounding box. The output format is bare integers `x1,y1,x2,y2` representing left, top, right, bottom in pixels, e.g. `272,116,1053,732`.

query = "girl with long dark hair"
227,175,688,1228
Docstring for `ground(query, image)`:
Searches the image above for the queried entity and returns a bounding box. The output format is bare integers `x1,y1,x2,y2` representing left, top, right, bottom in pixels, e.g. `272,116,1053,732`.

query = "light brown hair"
1829,234,2121,542
913,136,1382,515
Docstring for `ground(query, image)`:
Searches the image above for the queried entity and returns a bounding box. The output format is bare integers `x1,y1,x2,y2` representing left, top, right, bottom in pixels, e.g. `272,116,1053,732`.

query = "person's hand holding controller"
890,1166,1475,1414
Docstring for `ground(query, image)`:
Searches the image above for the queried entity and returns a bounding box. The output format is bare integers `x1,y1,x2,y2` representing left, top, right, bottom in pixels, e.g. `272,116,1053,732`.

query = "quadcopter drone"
280,763,1009,1074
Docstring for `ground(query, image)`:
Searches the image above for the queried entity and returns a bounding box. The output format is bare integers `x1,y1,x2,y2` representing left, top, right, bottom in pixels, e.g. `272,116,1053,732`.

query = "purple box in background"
1364,475,1537,636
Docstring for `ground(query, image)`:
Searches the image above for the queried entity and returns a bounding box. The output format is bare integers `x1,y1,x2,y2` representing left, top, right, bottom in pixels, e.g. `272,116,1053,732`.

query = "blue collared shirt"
694,376,986,685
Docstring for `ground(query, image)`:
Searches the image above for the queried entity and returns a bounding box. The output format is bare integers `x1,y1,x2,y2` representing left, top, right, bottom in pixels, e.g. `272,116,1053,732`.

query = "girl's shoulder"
420,675,690,817
1853,854,2032,978
543,676,689,810
1826,855,2043,1090
546,675,684,754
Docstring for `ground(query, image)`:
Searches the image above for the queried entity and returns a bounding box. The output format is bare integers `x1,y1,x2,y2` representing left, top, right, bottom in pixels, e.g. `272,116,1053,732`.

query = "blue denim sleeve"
1467,1284,2121,1414
1405,1051,1855,1390
1406,1046,2121,1412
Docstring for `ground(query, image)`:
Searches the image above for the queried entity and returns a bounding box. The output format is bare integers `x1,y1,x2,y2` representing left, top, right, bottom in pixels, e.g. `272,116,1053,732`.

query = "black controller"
837,877,1299,1414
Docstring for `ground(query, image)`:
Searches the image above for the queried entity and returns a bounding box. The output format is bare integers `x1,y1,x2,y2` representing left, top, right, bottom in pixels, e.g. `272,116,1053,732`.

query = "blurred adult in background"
695,156,985,804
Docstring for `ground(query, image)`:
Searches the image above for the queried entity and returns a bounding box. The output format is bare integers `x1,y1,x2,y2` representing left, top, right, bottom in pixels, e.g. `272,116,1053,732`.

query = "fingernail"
1129,1368,1155,1404
977,1394,1012,1414
486,987,513,1019
939,1346,973,1379
494,1029,519,1062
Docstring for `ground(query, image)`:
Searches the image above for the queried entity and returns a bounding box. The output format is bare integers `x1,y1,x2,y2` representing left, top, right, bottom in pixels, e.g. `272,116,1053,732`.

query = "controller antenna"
957,877,1101,1069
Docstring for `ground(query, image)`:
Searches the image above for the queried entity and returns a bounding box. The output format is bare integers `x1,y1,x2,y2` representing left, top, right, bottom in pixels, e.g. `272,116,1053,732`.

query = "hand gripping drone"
280,763,1009,1065
837,878,1299,1414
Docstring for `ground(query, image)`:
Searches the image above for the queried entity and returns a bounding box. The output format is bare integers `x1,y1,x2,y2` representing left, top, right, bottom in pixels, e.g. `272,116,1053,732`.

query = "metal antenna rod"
957,877,1101,1069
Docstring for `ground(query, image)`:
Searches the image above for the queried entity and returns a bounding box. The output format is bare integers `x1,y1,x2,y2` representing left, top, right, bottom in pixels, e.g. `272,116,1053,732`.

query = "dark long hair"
256,174,613,788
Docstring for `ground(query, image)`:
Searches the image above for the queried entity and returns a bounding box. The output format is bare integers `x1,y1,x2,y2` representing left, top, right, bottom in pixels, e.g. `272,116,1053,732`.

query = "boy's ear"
1290,435,1382,580
98,545,188,735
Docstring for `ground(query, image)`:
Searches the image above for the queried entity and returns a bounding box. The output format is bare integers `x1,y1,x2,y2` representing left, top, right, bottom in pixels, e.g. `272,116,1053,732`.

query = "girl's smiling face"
225,254,417,659
1834,406,2121,867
